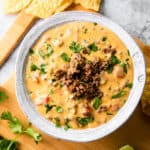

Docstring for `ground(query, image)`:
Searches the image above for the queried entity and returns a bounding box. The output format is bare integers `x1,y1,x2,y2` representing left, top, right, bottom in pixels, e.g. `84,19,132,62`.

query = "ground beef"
103,46,116,56
55,69,66,79
54,53,106,100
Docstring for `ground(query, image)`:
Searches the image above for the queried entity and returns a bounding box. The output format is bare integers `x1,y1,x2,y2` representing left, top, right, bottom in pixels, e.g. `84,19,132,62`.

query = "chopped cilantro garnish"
45,104,55,113
0,91,8,103
49,89,54,95
120,63,128,73
46,43,53,57
83,28,88,34
38,50,45,58
64,118,71,131
127,50,130,56
112,90,126,99
101,36,107,42
56,106,63,113
126,83,133,89
93,97,102,110
77,117,94,126
106,112,113,115
30,64,38,71
29,48,34,55
105,55,121,73
60,52,71,62
54,117,61,127
69,41,83,53
88,43,98,52
59,83,64,88
93,22,98,26
39,64,47,74
111,55,121,64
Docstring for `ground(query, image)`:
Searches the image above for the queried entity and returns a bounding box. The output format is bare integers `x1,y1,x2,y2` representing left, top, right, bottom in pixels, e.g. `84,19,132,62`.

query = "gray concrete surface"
0,0,150,84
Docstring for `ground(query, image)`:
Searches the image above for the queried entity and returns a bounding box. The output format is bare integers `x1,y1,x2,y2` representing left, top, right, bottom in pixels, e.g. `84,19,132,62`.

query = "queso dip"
25,22,133,130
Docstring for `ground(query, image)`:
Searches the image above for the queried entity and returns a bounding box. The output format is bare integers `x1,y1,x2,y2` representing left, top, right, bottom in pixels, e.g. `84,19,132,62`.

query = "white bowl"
16,11,146,142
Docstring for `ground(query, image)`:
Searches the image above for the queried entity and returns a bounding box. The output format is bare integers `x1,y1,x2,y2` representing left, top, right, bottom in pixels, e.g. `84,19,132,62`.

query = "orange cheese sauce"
25,22,133,130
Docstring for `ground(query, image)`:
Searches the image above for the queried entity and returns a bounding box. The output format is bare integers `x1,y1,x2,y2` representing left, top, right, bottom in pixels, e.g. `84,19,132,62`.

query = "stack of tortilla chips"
2,0,101,18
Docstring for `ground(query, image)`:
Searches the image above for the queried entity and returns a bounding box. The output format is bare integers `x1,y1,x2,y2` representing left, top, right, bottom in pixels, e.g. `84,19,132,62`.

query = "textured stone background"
0,0,150,84
101,0,150,45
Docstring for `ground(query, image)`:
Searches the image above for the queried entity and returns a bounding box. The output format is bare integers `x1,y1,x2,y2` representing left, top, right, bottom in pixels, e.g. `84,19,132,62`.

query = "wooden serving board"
0,4,150,150
0,42,150,150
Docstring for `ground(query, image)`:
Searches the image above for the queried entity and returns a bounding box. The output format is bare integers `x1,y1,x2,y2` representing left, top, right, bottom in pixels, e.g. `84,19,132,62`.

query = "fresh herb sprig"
0,136,18,150
1,112,42,143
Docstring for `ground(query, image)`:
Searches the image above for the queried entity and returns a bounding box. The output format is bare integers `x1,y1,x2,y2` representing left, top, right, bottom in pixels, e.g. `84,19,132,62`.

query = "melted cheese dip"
25,22,133,130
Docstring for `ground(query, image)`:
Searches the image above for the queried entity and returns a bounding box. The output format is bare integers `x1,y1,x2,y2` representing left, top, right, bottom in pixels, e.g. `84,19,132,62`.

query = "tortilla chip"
74,0,101,11
25,0,73,18
25,0,57,18
55,0,73,13
2,0,32,14
141,68,150,116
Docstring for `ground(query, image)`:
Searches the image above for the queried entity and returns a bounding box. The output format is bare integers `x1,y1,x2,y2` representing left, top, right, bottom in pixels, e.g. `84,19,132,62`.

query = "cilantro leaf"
29,48,34,55
0,112,42,144
88,43,98,52
120,63,128,73
93,22,98,26
69,41,83,53
64,118,71,131
54,118,61,127
76,117,94,126
93,97,102,110
0,91,8,103
56,106,63,113
112,90,126,99
23,128,42,143
1,112,23,134
45,104,55,113
0,136,18,150
60,53,71,62
105,55,121,73
38,50,45,58
126,83,133,89
101,36,107,41
39,64,47,74
46,43,53,57
30,64,38,71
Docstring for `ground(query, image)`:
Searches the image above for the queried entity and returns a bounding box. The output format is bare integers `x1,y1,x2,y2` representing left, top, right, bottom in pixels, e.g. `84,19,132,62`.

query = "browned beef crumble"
54,53,108,100
103,46,116,56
